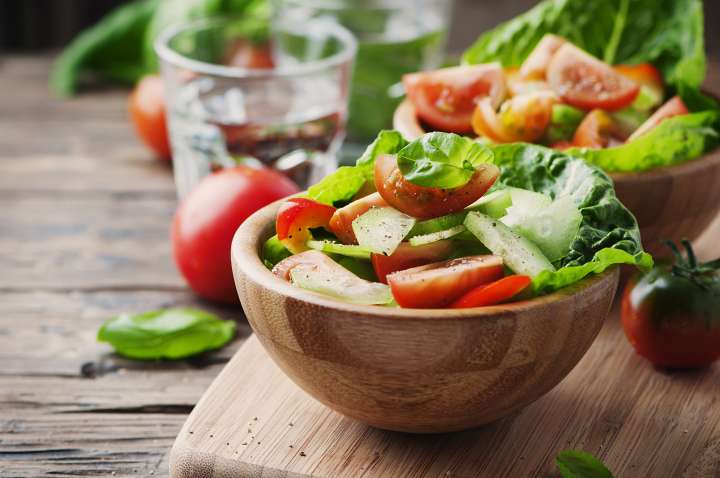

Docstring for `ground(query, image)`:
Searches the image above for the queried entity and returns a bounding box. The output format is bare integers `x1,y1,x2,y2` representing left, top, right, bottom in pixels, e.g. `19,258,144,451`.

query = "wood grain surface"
1,54,720,478
170,328,720,478
231,201,618,433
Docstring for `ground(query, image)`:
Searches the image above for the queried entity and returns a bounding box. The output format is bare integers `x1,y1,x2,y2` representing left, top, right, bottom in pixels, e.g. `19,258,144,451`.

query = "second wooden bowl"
231,200,619,433
394,99,720,255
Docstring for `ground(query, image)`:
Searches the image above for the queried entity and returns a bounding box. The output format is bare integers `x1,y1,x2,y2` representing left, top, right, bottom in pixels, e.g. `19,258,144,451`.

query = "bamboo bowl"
394,99,720,256
231,200,620,433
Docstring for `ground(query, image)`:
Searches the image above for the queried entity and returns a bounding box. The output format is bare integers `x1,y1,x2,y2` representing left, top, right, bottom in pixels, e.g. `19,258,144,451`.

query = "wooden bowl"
394,99,720,256
231,200,620,433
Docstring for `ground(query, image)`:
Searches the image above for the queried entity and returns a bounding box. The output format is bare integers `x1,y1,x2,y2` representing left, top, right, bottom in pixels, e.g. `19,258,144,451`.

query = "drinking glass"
275,0,452,141
156,17,357,198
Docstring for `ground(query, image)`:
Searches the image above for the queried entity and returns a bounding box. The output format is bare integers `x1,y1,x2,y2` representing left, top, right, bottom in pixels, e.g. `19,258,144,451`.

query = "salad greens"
98,308,236,360
556,450,614,478
267,131,651,297
570,110,720,172
462,0,706,89
397,133,494,189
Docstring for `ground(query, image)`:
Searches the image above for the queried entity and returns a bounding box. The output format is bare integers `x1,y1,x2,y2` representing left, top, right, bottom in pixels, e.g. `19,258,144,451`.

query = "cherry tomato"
173,166,299,304
627,96,689,142
371,240,453,283
329,192,388,244
519,34,567,80
129,75,171,160
276,198,336,253
572,109,621,148
451,275,531,309
225,39,275,69
615,63,664,103
547,44,640,111
621,241,720,369
374,154,499,219
387,255,504,309
403,64,507,134
472,91,556,143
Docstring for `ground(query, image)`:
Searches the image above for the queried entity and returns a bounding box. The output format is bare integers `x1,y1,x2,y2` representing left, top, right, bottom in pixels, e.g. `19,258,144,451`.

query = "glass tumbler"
275,0,452,141
156,17,357,198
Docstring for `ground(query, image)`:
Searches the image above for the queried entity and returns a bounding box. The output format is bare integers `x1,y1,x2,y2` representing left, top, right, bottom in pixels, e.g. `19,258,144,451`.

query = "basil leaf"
570,111,720,173
462,0,705,89
307,130,408,206
556,450,614,478
98,309,236,360
397,132,494,188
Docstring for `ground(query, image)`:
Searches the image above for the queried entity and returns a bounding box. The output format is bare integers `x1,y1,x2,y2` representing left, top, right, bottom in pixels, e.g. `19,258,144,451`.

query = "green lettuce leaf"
570,111,720,172
396,132,494,188
489,143,651,291
307,130,407,206
462,0,705,89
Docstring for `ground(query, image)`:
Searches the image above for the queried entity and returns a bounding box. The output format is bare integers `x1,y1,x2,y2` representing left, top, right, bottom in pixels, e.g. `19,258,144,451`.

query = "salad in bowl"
393,0,720,254
262,130,651,308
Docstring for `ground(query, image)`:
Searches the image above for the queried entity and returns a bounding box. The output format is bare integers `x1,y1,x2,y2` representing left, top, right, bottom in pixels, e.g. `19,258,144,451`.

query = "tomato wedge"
627,96,689,142
615,63,664,104
329,192,387,244
451,275,531,309
403,64,507,134
547,44,639,111
374,154,500,219
276,198,336,253
519,34,567,80
572,109,622,148
387,255,504,309
472,91,555,143
371,240,453,283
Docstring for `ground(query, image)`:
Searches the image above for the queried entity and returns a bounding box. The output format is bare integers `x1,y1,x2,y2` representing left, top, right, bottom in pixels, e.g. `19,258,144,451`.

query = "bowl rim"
231,199,619,321
392,94,720,180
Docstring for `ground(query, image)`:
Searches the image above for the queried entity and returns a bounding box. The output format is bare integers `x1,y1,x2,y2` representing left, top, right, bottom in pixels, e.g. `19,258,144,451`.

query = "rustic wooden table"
1,55,719,478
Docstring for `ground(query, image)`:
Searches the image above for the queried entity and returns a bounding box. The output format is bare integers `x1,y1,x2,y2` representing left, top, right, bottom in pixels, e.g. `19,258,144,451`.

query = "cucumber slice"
408,212,467,238
501,196,582,262
307,240,372,259
507,187,552,213
290,265,393,305
611,108,650,138
466,189,512,218
336,256,377,282
632,85,662,112
408,225,466,246
464,212,555,277
352,207,416,256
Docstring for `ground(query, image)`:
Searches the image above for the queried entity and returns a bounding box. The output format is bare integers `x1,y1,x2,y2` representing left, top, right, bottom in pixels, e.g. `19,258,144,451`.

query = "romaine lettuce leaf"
462,0,706,89
489,143,652,291
396,132,494,188
570,111,720,172
307,130,407,206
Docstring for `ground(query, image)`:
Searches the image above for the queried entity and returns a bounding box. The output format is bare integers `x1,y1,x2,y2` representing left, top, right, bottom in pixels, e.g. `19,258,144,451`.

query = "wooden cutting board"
169,310,720,478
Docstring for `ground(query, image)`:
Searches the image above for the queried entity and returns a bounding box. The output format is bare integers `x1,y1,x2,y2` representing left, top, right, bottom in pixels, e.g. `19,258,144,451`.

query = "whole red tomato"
621,241,720,369
172,166,299,304
129,75,171,160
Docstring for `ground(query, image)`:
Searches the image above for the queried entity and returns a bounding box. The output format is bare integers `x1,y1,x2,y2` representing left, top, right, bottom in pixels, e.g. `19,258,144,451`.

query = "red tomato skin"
387,255,504,309
173,166,299,304
276,198,336,253
614,63,664,99
129,75,171,160
627,96,689,142
329,193,387,244
374,154,500,219
572,109,618,148
472,92,555,143
403,64,507,134
450,275,531,309
621,275,720,369
371,240,453,283
519,34,567,80
547,44,640,111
